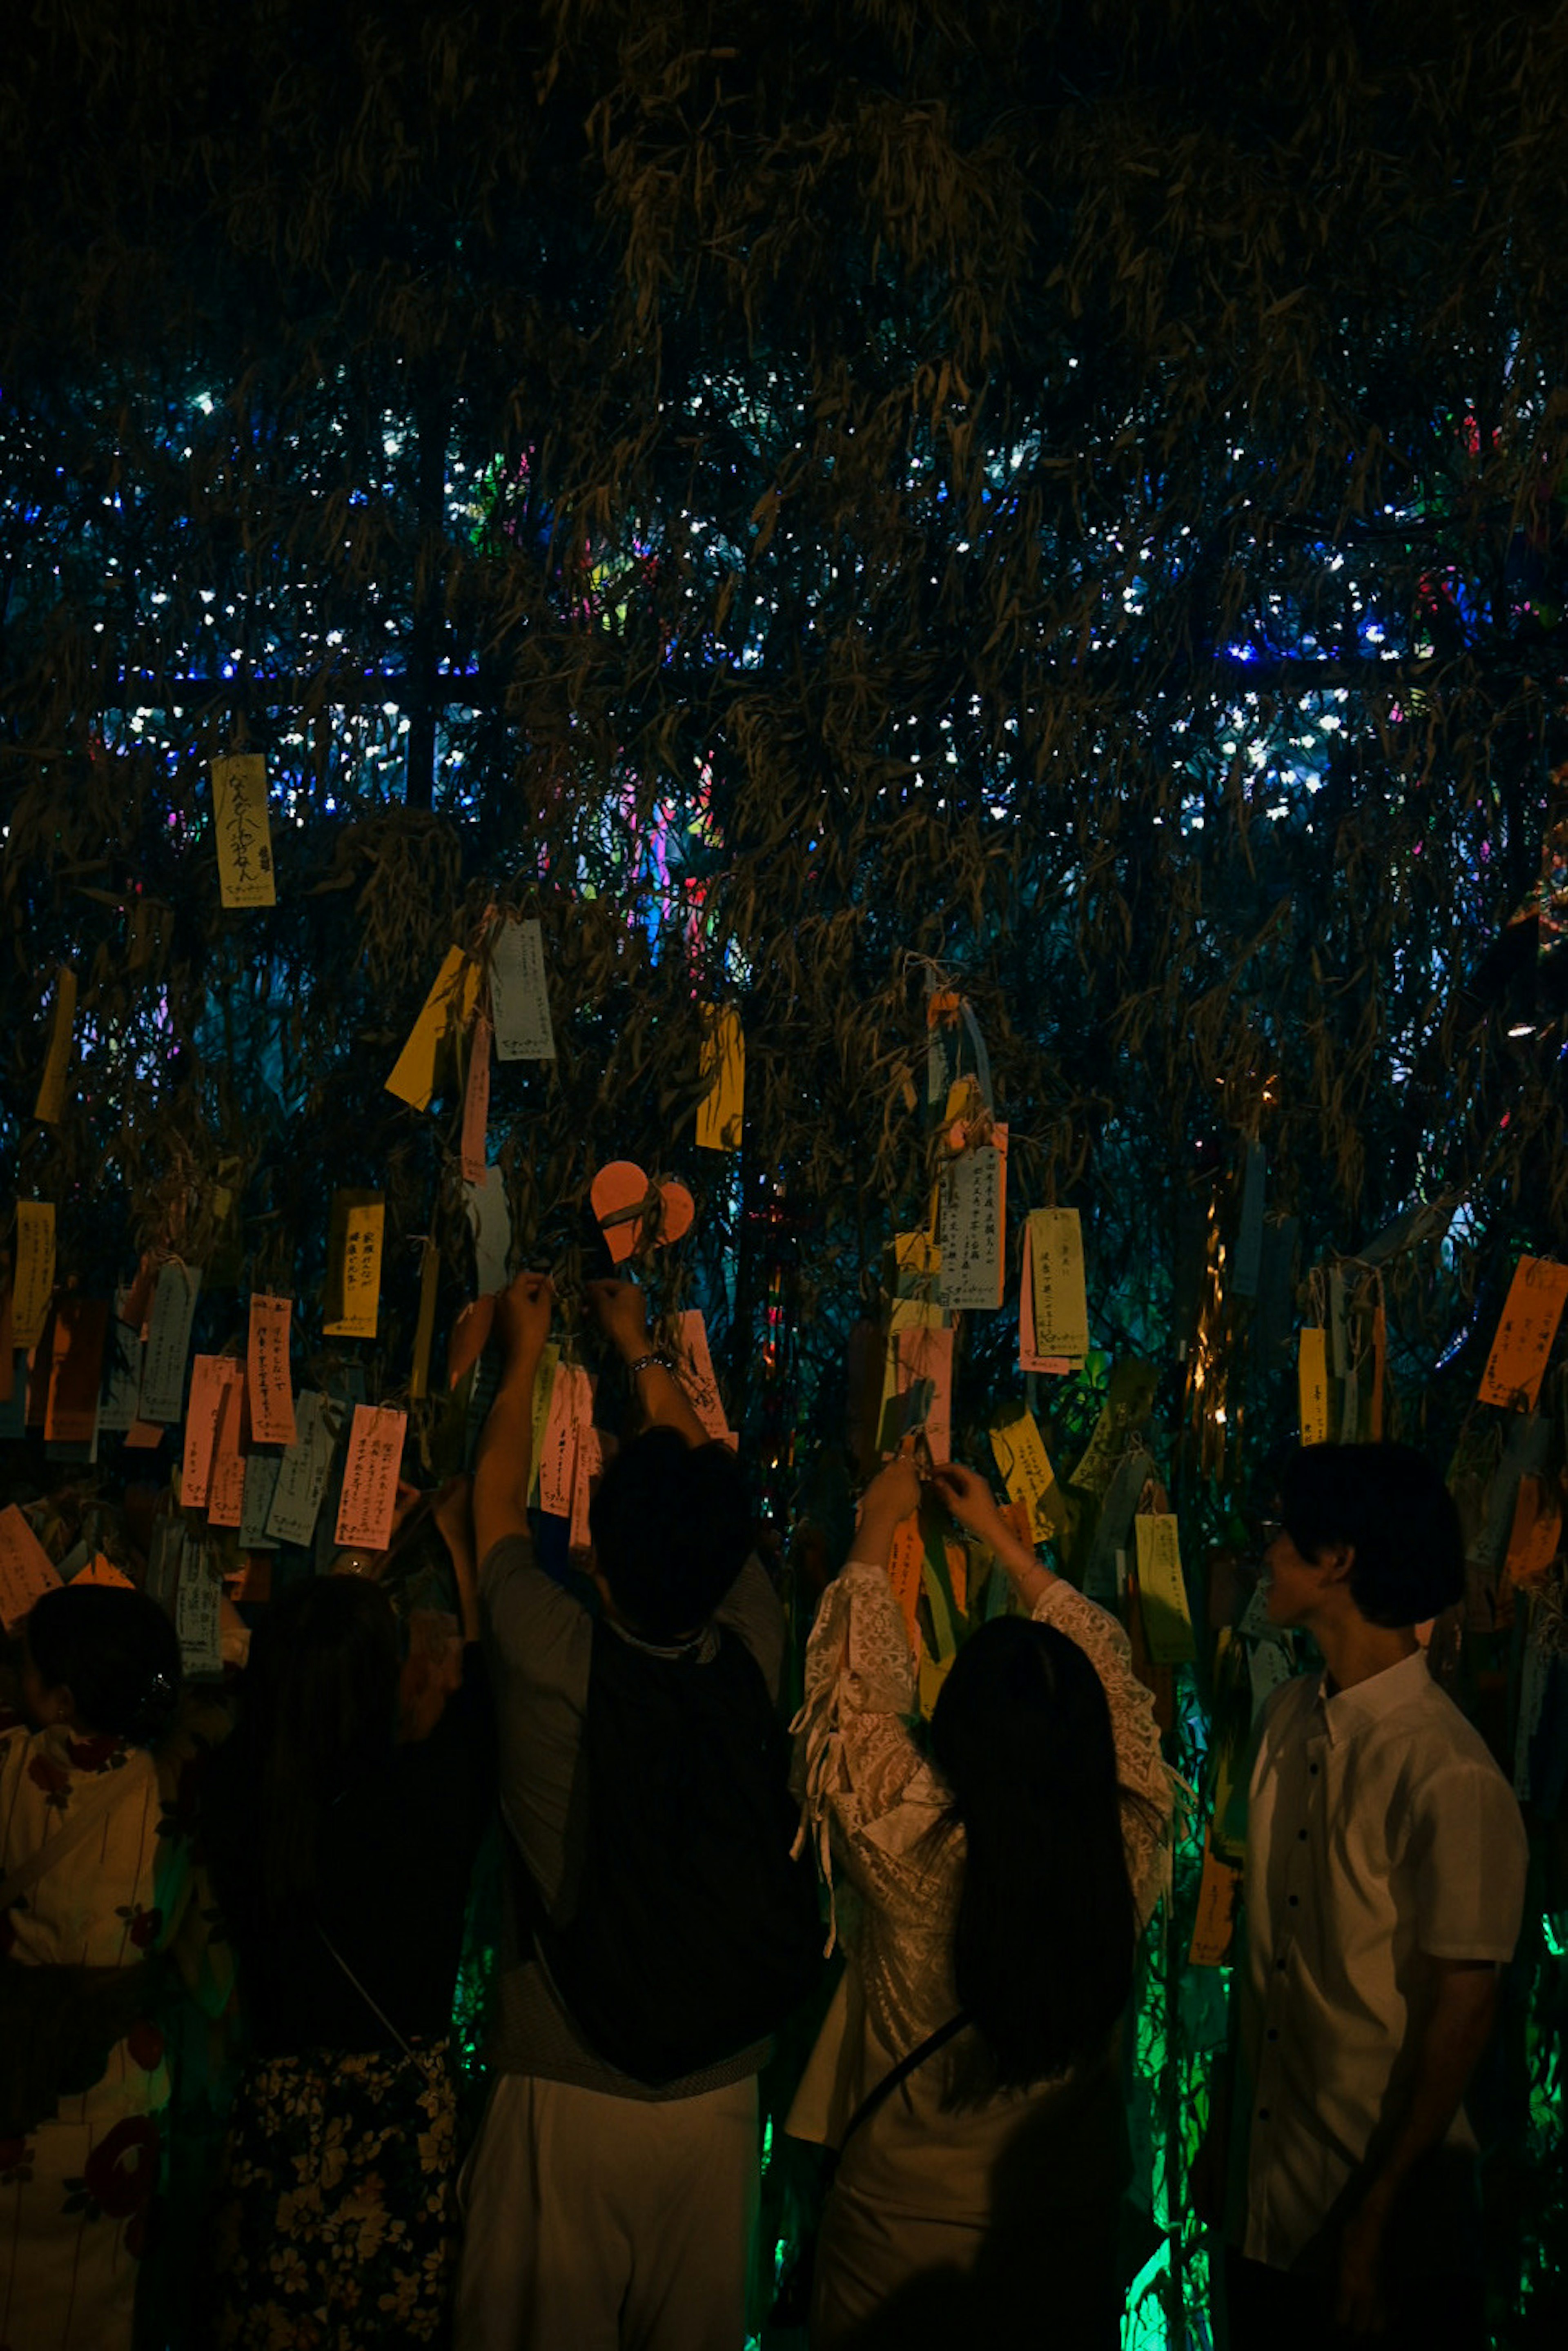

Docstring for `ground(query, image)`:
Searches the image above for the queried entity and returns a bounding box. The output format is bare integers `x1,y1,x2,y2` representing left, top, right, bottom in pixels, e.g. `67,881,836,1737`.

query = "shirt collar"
1315,1646,1429,1743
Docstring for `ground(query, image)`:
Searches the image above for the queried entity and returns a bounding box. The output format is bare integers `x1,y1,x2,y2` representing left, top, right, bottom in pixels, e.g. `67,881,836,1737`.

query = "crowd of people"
0,1271,1529,2350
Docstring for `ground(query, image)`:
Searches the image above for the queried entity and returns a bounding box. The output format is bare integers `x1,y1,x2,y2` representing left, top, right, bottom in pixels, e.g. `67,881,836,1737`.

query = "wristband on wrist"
625,1350,674,1378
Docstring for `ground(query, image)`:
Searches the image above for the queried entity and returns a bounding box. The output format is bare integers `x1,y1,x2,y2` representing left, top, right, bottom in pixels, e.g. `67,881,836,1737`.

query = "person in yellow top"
0,1583,231,2351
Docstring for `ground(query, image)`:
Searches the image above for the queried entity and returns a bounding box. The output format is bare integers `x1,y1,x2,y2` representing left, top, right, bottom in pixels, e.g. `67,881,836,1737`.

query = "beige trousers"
454,2070,760,2351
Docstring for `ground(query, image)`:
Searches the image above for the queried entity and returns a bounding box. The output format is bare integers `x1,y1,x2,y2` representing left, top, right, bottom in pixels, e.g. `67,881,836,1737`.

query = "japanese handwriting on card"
209,754,277,911
0,1503,60,1632
265,1391,339,1545
990,1407,1060,1542
33,966,77,1126
695,1005,745,1151
1479,1256,1568,1410
536,1363,584,1520
386,946,480,1110
182,1356,244,1511
12,1202,56,1351
1297,1326,1330,1444
676,1311,733,1442
886,1516,926,1655
1026,1207,1089,1361
1134,1512,1196,1665
140,1260,202,1423
1188,1826,1243,1967
461,1013,493,1185
938,1126,1006,1311
175,1546,224,1678
324,1193,385,1340
247,1294,297,1446
571,1416,604,1551
490,916,557,1062
334,1405,408,1550
44,1296,107,1447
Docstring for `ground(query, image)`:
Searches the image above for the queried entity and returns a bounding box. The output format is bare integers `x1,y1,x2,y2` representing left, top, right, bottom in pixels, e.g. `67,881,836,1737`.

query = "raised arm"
933,1456,1174,1923
472,1272,554,1564
432,1473,481,1645
584,1278,708,1449
931,1460,1056,1612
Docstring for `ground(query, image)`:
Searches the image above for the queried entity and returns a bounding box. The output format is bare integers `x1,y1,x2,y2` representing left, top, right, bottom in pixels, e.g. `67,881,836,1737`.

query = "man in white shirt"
1223,1442,1528,2349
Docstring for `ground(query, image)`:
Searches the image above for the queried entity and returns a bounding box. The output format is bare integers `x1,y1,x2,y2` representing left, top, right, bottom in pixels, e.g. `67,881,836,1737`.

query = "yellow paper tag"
526,1343,561,1506
386,946,480,1111
1026,1209,1090,1359
1478,1256,1568,1411
1134,1512,1196,1665
990,1407,1062,1541
33,967,77,1125
696,1005,745,1151
1297,1326,1330,1443
323,1191,385,1339
210,755,277,909
12,1203,56,1350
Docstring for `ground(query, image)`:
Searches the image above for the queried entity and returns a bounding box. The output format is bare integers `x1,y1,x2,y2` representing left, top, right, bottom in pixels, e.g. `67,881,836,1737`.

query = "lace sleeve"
1032,1579,1179,1929
791,1561,947,1947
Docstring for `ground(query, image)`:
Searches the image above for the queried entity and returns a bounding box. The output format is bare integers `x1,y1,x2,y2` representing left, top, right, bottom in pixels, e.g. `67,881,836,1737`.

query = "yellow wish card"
323,1191,385,1339
33,967,77,1125
1134,1510,1196,1665
1297,1326,1330,1443
210,755,277,910
696,1005,745,1151
386,946,481,1112
1026,1208,1089,1361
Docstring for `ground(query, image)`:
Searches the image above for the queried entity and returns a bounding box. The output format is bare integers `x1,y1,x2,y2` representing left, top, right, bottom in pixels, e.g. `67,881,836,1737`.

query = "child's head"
23,1584,182,1747
588,1428,752,1640
1272,1441,1464,1630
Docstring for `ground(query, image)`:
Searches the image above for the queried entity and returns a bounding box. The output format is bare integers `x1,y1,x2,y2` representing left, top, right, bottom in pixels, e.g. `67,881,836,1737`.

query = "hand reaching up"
931,1460,1006,1540
494,1271,554,1365
584,1278,652,1363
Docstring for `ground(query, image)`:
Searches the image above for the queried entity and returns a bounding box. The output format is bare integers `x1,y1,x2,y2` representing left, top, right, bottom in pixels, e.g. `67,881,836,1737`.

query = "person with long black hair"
201,1481,492,2349
788,1453,1175,2349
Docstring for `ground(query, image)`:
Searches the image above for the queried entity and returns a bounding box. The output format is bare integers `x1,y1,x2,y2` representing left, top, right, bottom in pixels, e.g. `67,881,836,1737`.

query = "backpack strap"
0,1768,133,1914
836,2010,973,2160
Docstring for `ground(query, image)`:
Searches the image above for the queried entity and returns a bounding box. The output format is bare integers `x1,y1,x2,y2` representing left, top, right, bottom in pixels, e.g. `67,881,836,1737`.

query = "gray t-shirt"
479,1529,787,2098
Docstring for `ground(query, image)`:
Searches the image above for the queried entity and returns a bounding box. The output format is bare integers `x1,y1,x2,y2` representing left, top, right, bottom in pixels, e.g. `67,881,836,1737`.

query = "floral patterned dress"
0,1712,227,2351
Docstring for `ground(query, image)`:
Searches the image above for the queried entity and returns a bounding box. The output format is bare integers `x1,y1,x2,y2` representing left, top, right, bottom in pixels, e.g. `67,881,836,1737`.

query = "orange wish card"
0,1504,60,1632
1479,1256,1568,1411
182,1356,244,1512
334,1405,408,1551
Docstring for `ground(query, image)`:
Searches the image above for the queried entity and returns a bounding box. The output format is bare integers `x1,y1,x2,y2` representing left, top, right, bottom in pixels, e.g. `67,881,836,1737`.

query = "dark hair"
1280,1442,1463,1627
589,1429,751,1641
205,1576,400,1917
929,1617,1138,2091
27,1585,181,1747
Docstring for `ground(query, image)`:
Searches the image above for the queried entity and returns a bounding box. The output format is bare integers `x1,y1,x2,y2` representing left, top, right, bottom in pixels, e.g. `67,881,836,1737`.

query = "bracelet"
625,1351,674,1378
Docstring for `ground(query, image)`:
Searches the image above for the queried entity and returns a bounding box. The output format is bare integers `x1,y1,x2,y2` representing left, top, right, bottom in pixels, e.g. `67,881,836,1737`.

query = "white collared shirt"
1231,1647,1527,2269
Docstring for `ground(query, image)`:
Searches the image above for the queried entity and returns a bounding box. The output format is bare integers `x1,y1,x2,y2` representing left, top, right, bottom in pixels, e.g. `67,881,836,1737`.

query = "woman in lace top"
788,1454,1176,2350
